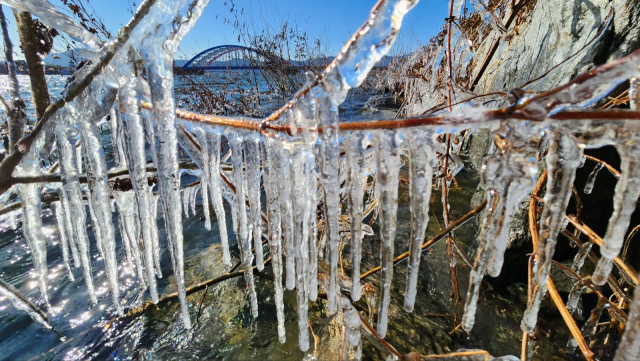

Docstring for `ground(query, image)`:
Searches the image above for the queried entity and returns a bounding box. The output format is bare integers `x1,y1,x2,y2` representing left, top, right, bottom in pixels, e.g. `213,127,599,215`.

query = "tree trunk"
14,10,50,121
0,6,25,154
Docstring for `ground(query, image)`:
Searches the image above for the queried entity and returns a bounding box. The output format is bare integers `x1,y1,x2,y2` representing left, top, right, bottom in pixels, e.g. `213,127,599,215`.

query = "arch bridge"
182,45,281,70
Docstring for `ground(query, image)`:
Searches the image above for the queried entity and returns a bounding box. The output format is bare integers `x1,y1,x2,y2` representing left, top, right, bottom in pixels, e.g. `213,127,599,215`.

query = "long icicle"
144,50,190,327
194,127,212,231
346,133,366,301
118,56,160,303
230,132,259,318
374,130,402,338
263,139,286,343
207,129,231,266
404,131,435,312
79,120,124,313
275,142,295,291
19,184,50,310
291,147,311,351
55,123,97,305
245,133,265,271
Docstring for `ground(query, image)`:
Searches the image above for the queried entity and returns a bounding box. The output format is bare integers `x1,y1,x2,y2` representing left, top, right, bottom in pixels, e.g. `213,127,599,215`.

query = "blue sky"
4,0,449,61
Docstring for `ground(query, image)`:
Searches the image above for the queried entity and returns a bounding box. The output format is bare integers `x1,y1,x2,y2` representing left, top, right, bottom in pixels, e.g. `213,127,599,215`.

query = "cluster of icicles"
3,0,640,359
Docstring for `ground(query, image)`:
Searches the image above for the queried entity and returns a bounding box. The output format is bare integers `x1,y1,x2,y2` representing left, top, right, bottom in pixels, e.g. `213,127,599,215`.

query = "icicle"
143,33,193,327
206,130,231,266
566,283,587,315
75,142,83,174
571,240,593,273
318,89,341,314
190,185,199,217
194,128,212,230
59,192,80,268
116,62,160,304
263,139,286,343
84,185,105,262
245,134,265,271
373,131,402,338
79,119,124,313
149,189,163,278
308,144,319,302
230,133,259,317
55,124,97,305
119,211,135,268
114,190,147,290
583,163,603,195
19,184,50,309
52,201,74,280
615,277,640,360
341,294,363,361
291,148,312,352
110,107,128,168
274,142,295,291
345,133,366,301
221,177,240,238
141,110,158,167
182,188,191,218
404,132,435,312
521,132,582,333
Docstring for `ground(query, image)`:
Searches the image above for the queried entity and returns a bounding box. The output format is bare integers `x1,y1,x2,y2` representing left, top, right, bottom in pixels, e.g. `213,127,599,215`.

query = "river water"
0,73,566,360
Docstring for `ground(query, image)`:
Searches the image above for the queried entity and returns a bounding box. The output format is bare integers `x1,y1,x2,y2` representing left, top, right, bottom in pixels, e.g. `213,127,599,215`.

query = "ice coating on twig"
0,278,55,332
